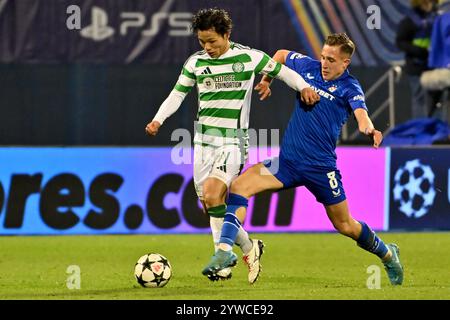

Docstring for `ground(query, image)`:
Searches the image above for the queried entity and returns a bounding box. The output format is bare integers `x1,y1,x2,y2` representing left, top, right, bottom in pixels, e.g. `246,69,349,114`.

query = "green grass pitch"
0,232,449,300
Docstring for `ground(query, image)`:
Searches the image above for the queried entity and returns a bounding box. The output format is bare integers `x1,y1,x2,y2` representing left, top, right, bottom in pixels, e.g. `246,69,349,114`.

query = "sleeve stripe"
267,62,282,78
182,67,196,80
174,83,192,93
178,75,196,87
254,54,270,75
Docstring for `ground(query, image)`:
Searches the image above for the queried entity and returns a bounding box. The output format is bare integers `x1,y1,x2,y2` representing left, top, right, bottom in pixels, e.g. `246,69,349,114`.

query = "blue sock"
357,221,388,259
220,193,248,247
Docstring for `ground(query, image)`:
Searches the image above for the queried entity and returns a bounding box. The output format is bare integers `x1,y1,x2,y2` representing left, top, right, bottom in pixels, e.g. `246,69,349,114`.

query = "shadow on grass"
1,287,146,300
1,284,249,300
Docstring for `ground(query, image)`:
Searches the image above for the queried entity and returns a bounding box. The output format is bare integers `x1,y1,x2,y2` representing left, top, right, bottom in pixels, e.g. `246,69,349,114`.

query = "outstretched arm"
145,90,186,136
354,108,383,148
256,49,319,105
146,64,196,136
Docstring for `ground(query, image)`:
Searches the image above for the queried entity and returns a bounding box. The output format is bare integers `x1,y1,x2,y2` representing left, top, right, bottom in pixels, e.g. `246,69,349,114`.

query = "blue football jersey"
280,51,368,168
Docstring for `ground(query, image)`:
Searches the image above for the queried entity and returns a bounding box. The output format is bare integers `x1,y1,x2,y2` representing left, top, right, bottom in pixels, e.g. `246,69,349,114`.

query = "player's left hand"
254,81,272,101
301,87,320,105
367,128,383,148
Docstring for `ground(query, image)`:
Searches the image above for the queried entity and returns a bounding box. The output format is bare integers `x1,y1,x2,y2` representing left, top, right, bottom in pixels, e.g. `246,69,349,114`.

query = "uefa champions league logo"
393,159,436,218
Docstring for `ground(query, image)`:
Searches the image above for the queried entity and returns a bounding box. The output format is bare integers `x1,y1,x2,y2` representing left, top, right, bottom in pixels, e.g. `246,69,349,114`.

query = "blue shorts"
263,156,346,206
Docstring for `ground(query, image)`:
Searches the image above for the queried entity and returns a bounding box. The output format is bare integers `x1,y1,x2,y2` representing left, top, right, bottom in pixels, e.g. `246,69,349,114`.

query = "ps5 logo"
66,5,192,41
81,7,115,41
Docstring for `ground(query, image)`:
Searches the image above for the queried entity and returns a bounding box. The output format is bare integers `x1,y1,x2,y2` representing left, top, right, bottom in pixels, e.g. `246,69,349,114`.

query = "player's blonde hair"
324,33,356,58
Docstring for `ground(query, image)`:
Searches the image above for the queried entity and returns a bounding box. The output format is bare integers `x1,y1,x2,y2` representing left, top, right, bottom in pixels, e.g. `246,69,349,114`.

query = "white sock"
210,217,252,254
235,226,253,255
210,217,224,252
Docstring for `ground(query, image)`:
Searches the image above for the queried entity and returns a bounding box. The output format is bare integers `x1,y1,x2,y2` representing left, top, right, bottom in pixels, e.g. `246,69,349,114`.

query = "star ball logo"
392,159,436,218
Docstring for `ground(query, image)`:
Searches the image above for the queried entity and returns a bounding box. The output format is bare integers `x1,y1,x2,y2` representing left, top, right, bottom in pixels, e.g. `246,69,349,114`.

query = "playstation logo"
80,7,114,41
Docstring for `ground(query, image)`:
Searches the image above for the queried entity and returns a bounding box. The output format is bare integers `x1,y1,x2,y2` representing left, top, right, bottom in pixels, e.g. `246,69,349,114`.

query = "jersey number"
327,171,339,190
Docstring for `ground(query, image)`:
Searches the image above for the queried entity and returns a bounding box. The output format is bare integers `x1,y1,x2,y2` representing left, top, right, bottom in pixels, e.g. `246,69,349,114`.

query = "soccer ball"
393,159,436,218
134,253,172,288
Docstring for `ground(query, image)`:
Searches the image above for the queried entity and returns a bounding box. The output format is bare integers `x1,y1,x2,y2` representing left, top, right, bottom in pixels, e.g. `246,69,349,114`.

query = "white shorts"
194,143,248,199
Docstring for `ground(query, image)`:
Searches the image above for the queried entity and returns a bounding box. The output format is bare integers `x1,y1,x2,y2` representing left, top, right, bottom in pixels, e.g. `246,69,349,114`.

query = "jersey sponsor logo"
232,61,245,73
205,74,243,90
352,95,365,102
290,53,307,60
214,82,242,89
311,86,335,101
214,75,237,82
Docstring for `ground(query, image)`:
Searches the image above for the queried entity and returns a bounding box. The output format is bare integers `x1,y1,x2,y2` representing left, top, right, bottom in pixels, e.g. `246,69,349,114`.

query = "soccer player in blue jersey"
202,33,404,285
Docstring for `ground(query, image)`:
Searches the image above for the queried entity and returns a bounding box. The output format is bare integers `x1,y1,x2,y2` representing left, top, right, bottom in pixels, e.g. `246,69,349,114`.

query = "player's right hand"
145,121,161,136
368,128,383,149
301,87,320,105
254,81,272,101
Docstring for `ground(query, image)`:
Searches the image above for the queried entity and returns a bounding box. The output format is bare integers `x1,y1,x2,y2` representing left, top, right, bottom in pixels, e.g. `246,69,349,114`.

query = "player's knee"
202,192,223,209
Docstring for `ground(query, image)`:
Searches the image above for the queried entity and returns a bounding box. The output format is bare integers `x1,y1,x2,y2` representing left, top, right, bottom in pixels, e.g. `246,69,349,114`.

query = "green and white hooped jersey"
173,42,282,147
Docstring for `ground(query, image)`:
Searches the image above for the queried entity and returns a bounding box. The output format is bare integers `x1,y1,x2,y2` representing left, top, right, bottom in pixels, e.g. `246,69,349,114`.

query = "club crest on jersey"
232,61,244,73
328,85,338,93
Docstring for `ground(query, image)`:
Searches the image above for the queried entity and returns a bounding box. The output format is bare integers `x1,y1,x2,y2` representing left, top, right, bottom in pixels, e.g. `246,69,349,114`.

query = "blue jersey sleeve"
285,51,314,73
346,81,368,112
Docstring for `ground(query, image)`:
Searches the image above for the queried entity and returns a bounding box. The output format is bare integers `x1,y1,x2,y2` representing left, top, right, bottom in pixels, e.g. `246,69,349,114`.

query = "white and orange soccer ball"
134,253,172,288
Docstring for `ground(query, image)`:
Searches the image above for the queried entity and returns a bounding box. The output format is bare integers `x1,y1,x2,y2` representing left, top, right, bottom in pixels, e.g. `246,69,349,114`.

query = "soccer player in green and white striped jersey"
145,8,319,283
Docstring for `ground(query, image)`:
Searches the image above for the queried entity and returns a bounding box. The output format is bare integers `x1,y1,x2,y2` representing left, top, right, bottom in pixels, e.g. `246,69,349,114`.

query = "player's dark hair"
325,33,356,57
191,8,233,36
